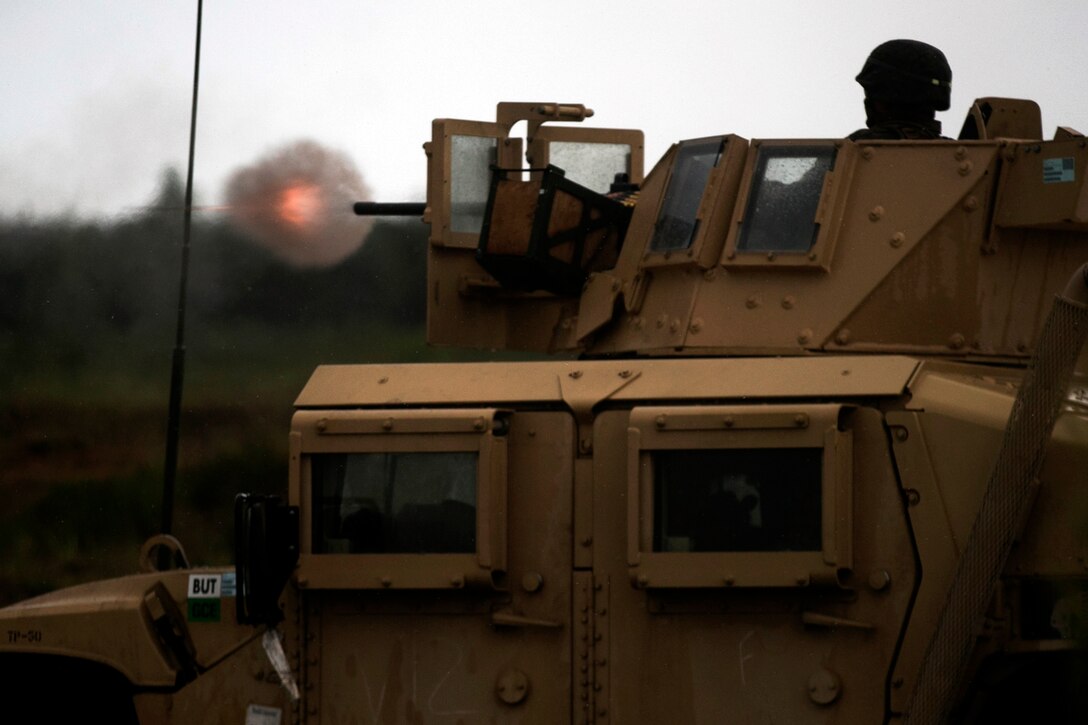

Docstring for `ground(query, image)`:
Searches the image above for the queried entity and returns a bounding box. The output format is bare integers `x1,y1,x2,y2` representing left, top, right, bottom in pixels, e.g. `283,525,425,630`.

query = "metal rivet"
890,232,906,248
808,668,842,705
868,569,892,592
781,296,795,310
496,668,530,705
868,205,885,222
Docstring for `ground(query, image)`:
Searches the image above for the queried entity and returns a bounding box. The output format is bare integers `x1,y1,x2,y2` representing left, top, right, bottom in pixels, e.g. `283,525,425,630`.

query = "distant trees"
0,170,429,378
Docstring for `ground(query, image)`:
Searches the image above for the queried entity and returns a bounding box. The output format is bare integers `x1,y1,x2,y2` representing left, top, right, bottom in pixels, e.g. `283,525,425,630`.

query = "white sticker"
187,574,222,599
1043,157,1075,183
221,572,237,597
245,704,282,725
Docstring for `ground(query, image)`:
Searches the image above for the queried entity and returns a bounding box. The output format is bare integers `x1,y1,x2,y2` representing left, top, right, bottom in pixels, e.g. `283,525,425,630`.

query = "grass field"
0,318,506,605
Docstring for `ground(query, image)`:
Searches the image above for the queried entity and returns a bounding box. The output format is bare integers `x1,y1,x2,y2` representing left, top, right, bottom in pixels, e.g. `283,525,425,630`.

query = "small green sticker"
187,598,221,622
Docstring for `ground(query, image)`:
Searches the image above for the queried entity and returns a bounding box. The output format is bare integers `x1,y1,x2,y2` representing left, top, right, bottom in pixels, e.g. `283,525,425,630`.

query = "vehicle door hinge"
575,573,610,724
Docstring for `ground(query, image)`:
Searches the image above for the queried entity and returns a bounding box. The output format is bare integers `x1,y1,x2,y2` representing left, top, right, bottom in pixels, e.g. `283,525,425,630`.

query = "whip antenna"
162,0,204,539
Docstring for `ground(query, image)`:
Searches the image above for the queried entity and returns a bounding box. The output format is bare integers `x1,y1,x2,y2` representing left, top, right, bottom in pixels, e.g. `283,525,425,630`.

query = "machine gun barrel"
353,202,425,217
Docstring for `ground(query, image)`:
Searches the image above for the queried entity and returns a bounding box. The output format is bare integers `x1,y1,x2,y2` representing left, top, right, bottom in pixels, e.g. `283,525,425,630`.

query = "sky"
2,0,1087,220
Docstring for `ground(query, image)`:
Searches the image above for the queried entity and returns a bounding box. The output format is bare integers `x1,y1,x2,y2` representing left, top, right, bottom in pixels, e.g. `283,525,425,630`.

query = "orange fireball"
224,140,372,268
276,183,323,228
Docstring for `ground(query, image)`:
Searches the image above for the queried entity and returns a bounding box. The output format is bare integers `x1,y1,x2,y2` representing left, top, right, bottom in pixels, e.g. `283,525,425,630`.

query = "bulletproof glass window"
450,135,498,234
627,404,852,588
652,448,822,553
548,141,632,194
737,146,836,253
312,452,477,554
649,137,725,252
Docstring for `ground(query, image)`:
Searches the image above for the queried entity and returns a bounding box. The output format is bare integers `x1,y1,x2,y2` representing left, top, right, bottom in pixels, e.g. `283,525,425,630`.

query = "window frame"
529,126,645,193
428,119,522,249
638,134,749,269
626,404,853,589
294,408,509,590
721,140,855,272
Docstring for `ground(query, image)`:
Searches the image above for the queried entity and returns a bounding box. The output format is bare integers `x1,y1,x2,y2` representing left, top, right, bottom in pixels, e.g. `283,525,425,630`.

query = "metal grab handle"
490,610,562,629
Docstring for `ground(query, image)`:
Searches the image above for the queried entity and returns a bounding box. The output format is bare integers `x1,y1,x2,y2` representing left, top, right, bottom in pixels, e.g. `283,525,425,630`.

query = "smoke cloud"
224,140,372,268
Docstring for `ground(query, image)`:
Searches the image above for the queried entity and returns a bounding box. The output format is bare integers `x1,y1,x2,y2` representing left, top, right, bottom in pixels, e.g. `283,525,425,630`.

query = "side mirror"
234,493,299,625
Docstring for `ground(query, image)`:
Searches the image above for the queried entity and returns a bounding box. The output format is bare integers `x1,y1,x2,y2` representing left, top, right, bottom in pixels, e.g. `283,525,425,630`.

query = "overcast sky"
2,0,1087,219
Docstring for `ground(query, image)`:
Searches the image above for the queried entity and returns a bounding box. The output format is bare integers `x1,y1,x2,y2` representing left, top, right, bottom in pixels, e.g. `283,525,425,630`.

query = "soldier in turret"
849,39,952,140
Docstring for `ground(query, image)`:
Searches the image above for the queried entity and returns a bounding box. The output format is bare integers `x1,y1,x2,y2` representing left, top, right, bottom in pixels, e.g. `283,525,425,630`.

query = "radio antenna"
162,0,204,538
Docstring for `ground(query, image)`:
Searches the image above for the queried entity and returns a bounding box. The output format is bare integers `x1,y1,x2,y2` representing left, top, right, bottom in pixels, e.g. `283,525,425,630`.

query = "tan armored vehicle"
2,99,1088,724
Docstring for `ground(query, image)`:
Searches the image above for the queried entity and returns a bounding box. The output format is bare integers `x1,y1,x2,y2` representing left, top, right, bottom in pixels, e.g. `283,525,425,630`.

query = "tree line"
0,171,428,379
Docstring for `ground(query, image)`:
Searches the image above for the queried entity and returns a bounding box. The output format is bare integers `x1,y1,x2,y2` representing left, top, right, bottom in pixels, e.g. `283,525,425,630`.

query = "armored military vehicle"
2,99,1087,724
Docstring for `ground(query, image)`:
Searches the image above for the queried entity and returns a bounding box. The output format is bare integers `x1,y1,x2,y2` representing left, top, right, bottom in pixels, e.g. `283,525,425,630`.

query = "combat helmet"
856,39,952,111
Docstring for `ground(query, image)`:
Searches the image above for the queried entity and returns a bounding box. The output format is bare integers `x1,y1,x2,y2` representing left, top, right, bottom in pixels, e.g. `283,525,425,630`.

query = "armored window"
531,126,645,195
652,448,822,553
294,408,508,590
450,135,498,234
722,141,852,271
313,452,477,554
649,137,725,252
547,142,633,194
627,404,852,588
738,146,835,253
